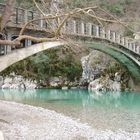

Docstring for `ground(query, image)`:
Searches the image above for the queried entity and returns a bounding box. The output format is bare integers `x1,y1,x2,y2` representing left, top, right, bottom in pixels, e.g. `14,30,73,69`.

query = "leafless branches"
0,0,136,46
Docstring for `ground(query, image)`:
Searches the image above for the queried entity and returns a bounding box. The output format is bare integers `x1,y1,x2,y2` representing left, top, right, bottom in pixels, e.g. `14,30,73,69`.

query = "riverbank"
0,100,94,139
0,100,140,140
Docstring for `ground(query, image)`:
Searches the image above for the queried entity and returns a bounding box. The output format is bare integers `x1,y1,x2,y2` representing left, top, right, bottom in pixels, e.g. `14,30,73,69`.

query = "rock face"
81,51,124,91
88,73,121,92
49,77,63,88
81,55,90,81
0,74,80,89
0,74,37,89
48,77,79,89
81,51,112,83
88,79,103,91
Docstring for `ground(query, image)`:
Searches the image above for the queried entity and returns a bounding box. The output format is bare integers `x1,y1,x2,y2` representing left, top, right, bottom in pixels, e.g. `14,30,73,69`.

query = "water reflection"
0,89,140,110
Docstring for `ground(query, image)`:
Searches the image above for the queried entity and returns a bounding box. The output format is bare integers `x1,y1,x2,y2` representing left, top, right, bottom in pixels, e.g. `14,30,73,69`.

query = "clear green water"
0,89,140,132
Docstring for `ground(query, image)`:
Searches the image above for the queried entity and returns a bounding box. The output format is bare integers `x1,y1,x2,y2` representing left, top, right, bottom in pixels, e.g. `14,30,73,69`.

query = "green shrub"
107,4,125,16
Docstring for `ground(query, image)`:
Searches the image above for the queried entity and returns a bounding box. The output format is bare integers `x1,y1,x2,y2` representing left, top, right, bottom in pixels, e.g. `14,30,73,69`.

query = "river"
0,89,140,139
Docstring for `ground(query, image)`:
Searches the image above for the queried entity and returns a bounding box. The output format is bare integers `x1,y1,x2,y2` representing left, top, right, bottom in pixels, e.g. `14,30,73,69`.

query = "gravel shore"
0,100,96,140
0,100,140,140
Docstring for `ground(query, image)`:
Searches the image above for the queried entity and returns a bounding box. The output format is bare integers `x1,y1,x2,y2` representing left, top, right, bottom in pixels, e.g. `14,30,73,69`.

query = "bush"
124,29,134,37
108,4,125,16
1,48,82,83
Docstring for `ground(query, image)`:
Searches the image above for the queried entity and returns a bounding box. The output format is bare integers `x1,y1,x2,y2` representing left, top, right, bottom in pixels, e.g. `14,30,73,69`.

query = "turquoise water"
0,89,140,132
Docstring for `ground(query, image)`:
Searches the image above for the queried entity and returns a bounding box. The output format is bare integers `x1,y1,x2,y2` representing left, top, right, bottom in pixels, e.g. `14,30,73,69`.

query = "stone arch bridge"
0,3,140,89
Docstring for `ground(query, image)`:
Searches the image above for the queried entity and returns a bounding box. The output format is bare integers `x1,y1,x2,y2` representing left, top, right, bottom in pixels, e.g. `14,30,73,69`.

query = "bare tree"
0,0,135,46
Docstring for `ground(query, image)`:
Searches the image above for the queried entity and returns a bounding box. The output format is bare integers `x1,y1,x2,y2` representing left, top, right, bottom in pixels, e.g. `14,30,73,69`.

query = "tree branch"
0,36,57,46
1,0,16,31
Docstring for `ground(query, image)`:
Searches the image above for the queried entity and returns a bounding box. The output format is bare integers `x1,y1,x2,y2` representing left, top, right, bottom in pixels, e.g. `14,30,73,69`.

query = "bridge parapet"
63,20,140,57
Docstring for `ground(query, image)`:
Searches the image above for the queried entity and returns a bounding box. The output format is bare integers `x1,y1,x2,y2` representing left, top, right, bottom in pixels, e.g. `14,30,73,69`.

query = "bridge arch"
0,41,140,90
88,42,140,90
0,41,64,73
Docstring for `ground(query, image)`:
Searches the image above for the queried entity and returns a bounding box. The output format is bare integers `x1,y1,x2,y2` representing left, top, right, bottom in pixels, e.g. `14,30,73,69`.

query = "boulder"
88,79,103,91
4,77,13,84
1,74,37,89
112,81,121,91
2,83,11,89
49,77,63,87
88,76,121,92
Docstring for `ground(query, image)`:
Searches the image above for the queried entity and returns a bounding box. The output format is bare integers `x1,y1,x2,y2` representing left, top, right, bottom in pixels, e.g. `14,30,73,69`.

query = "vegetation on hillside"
0,47,83,85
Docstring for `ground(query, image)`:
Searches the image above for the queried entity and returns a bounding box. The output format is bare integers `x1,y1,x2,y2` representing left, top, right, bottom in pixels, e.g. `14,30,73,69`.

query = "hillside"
13,0,140,36
0,0,139,33
63,0,140,36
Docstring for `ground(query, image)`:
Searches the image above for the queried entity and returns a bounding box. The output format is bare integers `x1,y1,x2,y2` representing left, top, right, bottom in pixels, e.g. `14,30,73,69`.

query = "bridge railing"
0,3,140,59
62,20,140,56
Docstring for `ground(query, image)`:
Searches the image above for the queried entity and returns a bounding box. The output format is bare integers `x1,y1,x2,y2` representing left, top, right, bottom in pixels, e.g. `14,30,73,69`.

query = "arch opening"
87,42,140,90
